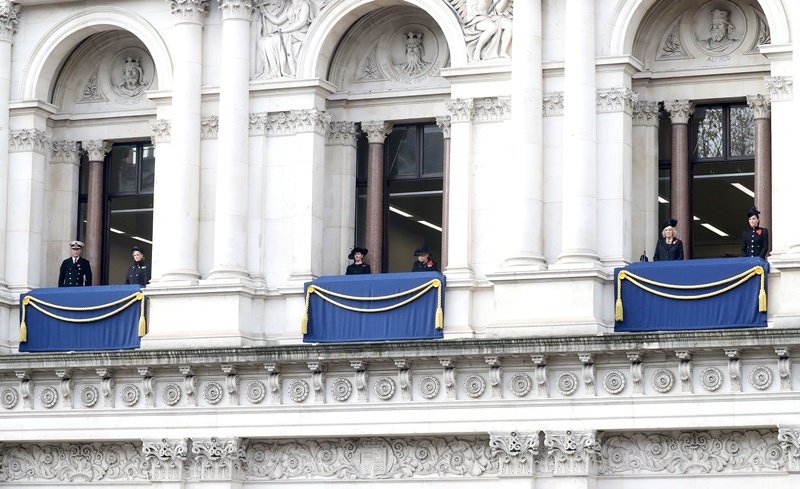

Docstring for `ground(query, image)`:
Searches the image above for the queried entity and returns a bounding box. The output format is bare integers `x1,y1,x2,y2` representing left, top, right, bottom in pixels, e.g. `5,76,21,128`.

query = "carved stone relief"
0,0,21,42
447,0,513,62
658,16,691,60
692,4,745,57
354,25,444,86
78,71,107,103
9,129,50,154
110,50,154,103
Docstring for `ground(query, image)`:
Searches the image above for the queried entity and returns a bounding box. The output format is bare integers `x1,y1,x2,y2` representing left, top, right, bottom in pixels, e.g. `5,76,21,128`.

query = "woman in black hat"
411,246,438,272
125,246,151,286
653,218,684,261
345,247,371,275
742,207,769,258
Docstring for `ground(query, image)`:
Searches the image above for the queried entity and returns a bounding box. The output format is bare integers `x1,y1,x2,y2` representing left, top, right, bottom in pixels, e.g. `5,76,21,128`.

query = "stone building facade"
1,0,800,487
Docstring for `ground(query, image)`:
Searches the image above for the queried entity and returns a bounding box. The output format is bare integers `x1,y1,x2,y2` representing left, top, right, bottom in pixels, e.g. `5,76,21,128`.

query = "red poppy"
756,229,762,235
426,260,434,267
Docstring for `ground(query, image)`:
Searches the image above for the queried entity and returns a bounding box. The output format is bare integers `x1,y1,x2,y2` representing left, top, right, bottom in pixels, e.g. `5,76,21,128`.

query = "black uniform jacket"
125,261,152,286
742,226,769,258
345,263,371,275
653,238,684,261
58,257,93,287
412,259,438,272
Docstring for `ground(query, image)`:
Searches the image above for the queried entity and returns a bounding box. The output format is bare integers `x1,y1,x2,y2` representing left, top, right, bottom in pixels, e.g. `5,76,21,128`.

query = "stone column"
0,0,20,287
208,0,254,281
747,94,771,236
500,0,545,271
6,128,49,291
663,100,694,258
596,88,637,267
631,101,660,261
154,0,209,283
82,140,112,282
361,121,392,274
443,99,474,280
766,76,794,259
324,121,359,276
556,0,599,268
435,115,451,271
288,109,330,282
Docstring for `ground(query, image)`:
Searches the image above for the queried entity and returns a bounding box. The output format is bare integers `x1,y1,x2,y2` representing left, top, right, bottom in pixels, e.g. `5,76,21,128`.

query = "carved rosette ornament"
246,380,266,403
217,0,255,21
749,365,773,390
556,372,578,396
142,438,189,481
289,379,309,402
0,442,147,482
331,378,352,402
418,375,440,399
544,430,601,475
168,0,210,24
700,367,723,392
1,386,19,408
40,386,58,409
464,375,486,398
80,386,99,408
162,383,182,406
374,377,395,400
652,368,675,393
204,381,224,404
509,373,532,397
0,0,21,42
121,384,140,407
489,431,540,476
189,437,246,480
603,370,626,395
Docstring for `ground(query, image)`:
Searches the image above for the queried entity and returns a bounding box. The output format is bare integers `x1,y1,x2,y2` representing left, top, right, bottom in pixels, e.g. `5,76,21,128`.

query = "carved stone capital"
632,101,660,127
445,98,475,122
142,438,189,481
0,1,21,42
201,115,219,139
765,76,792,101
435,115,451,139
217,0,255,21
490,432,540,476
82,140,113,161
168,0,210,24
663,100,695,124
50,140,80,164
596,88,637,114
543,92,564,116
544,430,601,475
747,93,771,119
9,129,50,154
361,121,393,143
473,96,511,121
150,119,172,144
189,437,246,480
327,121,358,146
291,108,331,135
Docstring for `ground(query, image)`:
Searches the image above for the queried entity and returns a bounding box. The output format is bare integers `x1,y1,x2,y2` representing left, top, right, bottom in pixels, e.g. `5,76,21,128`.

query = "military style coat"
58,257,93,287
742,226,769,258
125,260,151,286
345,263,371,275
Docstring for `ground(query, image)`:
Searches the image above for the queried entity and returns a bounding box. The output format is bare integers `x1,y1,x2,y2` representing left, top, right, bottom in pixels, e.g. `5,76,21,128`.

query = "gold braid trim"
615,266,766,322
19,292,147,342
302,279,444,333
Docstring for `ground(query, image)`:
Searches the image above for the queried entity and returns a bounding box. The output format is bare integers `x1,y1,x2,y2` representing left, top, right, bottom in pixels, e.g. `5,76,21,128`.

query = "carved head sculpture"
405,32,424,56
709,9,734,42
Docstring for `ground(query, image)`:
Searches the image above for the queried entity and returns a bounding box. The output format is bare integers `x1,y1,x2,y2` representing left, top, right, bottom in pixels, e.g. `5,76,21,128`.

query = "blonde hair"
661,226,678,239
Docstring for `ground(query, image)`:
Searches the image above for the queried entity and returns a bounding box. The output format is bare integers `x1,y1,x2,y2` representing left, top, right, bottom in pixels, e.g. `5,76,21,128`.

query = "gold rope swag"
615,266,766,322
302,279,443,334
19,292,147,342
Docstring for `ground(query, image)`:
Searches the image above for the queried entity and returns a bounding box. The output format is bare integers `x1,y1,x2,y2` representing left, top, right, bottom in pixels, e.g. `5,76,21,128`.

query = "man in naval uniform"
58,241,93,287
741,207,769,258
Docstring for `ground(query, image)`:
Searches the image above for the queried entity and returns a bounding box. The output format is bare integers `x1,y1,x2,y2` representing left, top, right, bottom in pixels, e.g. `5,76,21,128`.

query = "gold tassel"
138,316,147,337
615,297,623,322
20,320,27,343
435,307,443,330
759,289,767,312
301,313,308,335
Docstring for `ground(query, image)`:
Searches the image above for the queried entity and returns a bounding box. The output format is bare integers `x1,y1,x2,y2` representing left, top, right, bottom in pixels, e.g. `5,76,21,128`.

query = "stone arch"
297,0,467,81
604,0,789,56
20,6,172,102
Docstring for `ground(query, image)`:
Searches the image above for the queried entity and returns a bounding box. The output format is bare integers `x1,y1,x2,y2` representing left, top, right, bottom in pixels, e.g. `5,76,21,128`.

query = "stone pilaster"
0,1,20,288
436,115,451,271
632,101,660,261
443,98,474,281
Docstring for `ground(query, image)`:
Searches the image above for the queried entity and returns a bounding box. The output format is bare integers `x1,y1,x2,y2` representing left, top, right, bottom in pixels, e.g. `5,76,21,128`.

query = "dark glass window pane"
356,130,369,181
658,111,672,163
107,195,153,284
78,152,89,195
729,105,755,157
141,144,156,193
109,144,138,194
422,125,443,176
691,107,724,159
386,126,418,179
77,202,88,242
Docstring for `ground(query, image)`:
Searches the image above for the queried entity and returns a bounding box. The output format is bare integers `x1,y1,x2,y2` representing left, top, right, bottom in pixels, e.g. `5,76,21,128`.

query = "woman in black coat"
125,246,151,286
345,247,371,275
653,218,684,261
742,207,769,258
